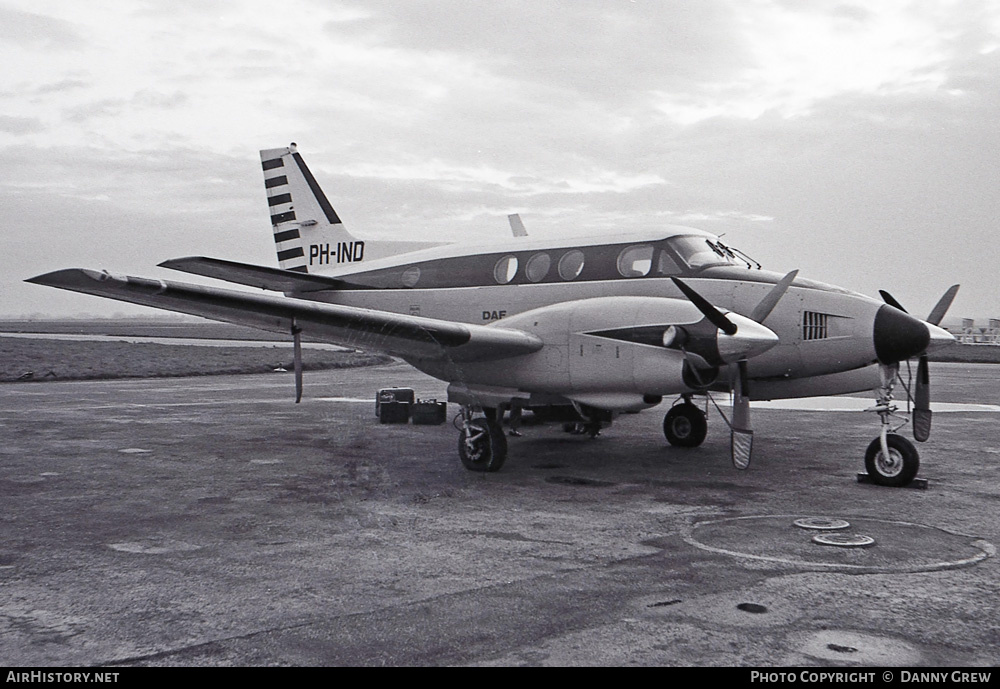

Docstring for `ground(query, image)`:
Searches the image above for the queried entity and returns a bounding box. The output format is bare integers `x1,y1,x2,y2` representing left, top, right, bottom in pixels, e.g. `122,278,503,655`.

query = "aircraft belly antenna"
292,318,303,403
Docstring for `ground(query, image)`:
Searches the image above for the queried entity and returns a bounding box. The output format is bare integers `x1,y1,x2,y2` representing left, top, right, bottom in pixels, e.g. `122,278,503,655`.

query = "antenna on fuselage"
508,214,528,237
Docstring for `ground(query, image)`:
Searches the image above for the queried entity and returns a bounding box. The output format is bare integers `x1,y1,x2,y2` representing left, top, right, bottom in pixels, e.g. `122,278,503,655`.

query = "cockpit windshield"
666,235,759,271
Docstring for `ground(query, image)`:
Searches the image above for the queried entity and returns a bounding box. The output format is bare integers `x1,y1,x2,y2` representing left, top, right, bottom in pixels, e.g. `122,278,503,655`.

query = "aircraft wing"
159,256,343,293
26,269,542,363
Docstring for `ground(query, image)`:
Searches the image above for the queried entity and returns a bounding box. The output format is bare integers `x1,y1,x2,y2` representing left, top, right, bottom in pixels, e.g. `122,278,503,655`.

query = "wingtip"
158,256,201,269
25,268,113,288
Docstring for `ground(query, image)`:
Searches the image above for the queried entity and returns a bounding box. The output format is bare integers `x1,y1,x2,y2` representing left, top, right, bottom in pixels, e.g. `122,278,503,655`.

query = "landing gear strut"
865,363,920,487
663,398,708,448
456,406,507,472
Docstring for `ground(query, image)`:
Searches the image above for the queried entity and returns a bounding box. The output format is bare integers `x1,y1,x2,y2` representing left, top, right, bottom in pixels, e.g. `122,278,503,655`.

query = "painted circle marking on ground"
682,514,994,573
107,540,202,554
812,533,876,548
793,517,850,531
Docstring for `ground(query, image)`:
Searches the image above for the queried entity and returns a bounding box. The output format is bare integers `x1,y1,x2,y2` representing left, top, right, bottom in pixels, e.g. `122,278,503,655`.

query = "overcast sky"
2,0,997,321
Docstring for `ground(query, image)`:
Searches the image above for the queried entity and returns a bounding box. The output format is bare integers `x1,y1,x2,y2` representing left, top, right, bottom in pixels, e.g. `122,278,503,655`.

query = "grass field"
0,318,393,382
0,338,390,383
0,318,291,341
929,344,1000,363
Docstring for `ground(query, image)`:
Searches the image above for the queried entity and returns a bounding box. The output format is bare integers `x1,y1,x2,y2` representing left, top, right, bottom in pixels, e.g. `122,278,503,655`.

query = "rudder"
260,143,361,273
260,143,443,274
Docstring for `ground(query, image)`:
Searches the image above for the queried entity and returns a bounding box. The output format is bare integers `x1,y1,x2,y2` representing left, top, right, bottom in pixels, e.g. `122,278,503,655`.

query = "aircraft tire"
864,434,919,487
459,418,508,472
663,403,707,448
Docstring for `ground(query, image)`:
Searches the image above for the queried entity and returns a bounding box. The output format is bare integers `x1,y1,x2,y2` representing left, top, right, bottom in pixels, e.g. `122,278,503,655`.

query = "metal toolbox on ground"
376,387,414,417
411,399,447,425
378,401,411,424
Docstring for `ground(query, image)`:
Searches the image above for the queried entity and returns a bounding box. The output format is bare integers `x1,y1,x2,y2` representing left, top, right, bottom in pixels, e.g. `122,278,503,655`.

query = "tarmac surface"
1,361,998,667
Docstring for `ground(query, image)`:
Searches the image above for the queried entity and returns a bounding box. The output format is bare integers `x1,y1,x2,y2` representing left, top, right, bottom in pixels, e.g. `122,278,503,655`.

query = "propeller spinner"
876,286,959,441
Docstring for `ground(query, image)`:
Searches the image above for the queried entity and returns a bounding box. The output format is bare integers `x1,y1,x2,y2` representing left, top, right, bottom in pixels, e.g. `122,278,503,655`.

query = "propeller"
752,270,798,323
670,277,737,335
878,285,959,441
671,275,793,469
292,319,303,404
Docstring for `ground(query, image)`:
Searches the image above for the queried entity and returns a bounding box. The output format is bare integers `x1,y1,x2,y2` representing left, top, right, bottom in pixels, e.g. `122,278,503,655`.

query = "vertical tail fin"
261,143,359,273
260,144,445,274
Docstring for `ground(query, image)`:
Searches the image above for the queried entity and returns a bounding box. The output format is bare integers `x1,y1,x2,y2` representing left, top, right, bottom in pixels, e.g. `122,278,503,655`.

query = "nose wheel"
864,434,919,487
863,363,921,487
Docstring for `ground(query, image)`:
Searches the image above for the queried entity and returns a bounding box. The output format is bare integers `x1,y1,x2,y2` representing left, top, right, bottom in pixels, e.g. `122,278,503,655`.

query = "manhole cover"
647,599,682,608
737,602,768,613
813,533,876,548
794,517,850,531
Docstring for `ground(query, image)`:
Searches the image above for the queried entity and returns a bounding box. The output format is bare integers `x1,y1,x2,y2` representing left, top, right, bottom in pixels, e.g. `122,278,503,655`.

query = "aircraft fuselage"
296,227,887,391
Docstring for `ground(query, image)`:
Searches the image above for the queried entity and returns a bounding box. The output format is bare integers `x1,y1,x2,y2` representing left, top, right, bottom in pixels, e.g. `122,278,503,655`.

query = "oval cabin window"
557,250,585,280
493,255,519,284
525,253,551,282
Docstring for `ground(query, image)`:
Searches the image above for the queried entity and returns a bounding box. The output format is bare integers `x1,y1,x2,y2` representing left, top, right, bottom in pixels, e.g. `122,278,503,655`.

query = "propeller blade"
878,290,908,313
292,322,303,404
926,284,960,326
914,355,930,410
671,277,738,336
750,269,798,323
913,354,931,442
877,284,958,440
731,360,752,470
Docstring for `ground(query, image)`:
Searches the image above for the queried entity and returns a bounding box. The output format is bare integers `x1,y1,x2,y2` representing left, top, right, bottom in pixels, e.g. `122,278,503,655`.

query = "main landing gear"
662,397,708,448
456,406,507,472
864,363,920,487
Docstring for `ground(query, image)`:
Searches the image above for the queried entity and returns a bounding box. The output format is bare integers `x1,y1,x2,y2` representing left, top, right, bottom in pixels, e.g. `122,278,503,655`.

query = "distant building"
948,318,1000,345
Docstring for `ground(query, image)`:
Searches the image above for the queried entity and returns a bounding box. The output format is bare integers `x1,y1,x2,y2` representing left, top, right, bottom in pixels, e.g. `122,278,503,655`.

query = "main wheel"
864,434,919,487
458,418,508,472
663,403,708,447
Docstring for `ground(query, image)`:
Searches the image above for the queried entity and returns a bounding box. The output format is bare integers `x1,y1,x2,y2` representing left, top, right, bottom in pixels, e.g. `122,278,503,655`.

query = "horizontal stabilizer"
160,256,343,293
26,269,543,363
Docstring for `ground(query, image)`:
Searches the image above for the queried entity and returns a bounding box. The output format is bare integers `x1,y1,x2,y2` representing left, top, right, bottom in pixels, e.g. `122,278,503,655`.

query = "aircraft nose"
716,313,780,363
873,304,932,363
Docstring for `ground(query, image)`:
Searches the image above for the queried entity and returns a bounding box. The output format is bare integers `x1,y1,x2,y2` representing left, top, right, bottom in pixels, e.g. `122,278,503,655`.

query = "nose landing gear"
864,363,920,487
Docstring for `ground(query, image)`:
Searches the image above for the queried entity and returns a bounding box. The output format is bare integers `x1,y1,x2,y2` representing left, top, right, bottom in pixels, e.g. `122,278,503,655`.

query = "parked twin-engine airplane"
28,144,959,487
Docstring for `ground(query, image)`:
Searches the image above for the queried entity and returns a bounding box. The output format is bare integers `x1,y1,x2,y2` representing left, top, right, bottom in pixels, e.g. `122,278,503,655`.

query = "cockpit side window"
617,245,655,277
655,249,682,275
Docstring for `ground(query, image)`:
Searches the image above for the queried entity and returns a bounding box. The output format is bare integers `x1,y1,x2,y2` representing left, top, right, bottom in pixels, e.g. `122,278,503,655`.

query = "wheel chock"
856,472,929,489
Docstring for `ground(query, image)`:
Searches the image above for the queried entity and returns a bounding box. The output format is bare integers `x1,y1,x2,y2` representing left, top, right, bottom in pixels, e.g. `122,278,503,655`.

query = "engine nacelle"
418,296,777,410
